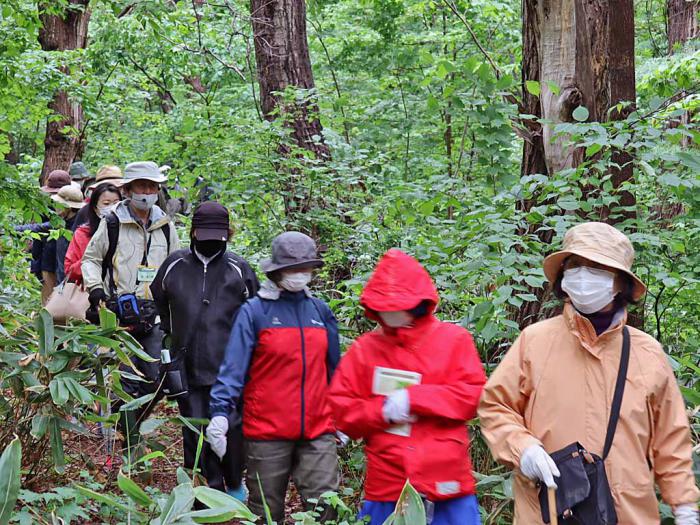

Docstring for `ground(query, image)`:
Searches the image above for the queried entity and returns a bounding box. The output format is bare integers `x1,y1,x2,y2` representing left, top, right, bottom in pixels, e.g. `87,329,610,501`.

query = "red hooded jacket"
64,224,92,285
328,249,486,502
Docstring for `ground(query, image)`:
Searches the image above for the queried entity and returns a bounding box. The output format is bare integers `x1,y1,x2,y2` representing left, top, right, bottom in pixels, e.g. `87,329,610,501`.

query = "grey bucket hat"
124,161,168,184
69,161,91,181
260,231,324,273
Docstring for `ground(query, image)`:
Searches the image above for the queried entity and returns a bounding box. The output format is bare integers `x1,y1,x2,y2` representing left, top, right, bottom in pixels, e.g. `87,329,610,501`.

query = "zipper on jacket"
294,304,307,440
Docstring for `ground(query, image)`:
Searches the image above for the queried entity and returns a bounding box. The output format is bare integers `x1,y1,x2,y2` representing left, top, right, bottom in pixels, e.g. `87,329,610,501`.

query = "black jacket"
151,246,259,386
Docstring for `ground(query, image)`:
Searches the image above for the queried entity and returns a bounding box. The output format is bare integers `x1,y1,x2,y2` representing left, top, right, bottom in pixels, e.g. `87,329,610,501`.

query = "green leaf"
544,80,561,95
119,392,156,412
64,378,94,405
74,485,145,517
36,309,54,356
572,106,589,122
117,473,153,507
156,483,196,525
191,486,258,522
99,307,117,329
0,437,22,525
383,480,426,525
49,378,69,406
49,417,65,474
658,173,682,187
525,80,541,96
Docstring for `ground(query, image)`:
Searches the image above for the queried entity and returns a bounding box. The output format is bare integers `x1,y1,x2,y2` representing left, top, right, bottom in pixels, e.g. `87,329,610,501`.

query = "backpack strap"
603,326,631,460
162,223,171,254
101,212,120,295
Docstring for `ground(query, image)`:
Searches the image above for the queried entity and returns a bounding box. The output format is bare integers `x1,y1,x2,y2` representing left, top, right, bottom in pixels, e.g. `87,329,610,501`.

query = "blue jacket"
209,281,340,440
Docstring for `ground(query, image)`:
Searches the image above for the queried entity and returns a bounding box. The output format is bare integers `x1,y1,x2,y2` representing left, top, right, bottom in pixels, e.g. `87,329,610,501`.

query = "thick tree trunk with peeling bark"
668,0,699,52
516,0,637,328
38,0,90,183
251,0,329,161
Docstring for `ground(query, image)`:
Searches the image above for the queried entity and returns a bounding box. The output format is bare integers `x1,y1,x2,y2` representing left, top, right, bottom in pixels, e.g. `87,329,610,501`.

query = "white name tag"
137,265,157,283
435,481,460,496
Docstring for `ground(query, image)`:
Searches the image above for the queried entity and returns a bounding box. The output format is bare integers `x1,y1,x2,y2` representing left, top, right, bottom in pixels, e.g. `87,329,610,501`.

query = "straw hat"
51,184,86,209
543,222,646,300
88,165,125,190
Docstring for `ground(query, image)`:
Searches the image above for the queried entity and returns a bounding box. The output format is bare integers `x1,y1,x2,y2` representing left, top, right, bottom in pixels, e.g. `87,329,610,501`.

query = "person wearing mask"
34,169,73,303
207,232,340,519
73,165,125,230
69,161,94,194
328,249,486,525
150,201,258,500
82,161,179,456
64,183,122,286
49,184,85,283
478,222,699,524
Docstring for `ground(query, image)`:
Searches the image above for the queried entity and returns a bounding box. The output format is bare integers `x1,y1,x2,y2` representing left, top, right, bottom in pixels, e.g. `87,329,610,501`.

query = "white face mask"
130,193,158,211
279,272,312,292
377,310,414,328
561,266,617,314
97,204,114,218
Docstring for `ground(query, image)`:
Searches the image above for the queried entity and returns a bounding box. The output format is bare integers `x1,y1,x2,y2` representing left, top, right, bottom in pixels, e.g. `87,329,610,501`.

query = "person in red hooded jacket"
328,249,486,525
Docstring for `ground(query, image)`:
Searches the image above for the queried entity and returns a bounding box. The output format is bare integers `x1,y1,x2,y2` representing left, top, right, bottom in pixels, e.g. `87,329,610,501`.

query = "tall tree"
516,0,636,327
667,0,699,52
250,0,329,164
38,0,90,183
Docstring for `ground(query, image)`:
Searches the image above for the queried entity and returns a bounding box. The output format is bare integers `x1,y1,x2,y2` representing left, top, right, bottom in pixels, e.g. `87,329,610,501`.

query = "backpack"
101,212,171,293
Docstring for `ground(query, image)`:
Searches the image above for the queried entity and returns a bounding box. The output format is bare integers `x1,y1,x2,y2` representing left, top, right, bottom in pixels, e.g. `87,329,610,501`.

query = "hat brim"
543,249,647,300
194,228,229,242
41,186,62,194
260,258,324,274
88,178,127,190
124,174,168,184
51,195,86,209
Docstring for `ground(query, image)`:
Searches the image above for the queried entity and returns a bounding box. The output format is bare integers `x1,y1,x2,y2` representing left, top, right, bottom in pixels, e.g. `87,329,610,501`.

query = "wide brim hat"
51,185,86,209
40,169,72,193
123,161,168,184
260,231,324,273
543,221,646,300
69,161,91,181
88,178,126,191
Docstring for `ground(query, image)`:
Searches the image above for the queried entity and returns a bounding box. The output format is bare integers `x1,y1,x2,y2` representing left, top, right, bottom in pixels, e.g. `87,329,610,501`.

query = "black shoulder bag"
538,326,630,525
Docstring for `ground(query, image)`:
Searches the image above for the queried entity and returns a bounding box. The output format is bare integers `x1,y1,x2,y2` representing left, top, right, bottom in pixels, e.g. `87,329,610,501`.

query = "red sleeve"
328,340,388,439
64,227,91,285
408,329,486,421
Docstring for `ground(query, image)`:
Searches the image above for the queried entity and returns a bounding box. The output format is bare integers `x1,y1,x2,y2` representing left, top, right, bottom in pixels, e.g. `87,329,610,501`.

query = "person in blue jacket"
207,231,340,523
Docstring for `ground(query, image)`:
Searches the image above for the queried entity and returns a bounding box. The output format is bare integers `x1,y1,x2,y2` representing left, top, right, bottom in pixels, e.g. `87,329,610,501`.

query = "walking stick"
547,487,558,525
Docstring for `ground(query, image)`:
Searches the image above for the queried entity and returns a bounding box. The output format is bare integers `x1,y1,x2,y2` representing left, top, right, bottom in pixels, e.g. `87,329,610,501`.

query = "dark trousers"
245,434,339,524
113,324,165,459
177,384,244,491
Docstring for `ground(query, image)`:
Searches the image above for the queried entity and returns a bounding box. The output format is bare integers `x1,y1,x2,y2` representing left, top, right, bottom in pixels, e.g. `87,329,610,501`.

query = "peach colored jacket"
478,303,699,524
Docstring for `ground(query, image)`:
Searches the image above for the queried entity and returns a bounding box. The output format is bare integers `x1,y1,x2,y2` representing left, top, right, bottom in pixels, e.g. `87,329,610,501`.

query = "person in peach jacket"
478,222,699,525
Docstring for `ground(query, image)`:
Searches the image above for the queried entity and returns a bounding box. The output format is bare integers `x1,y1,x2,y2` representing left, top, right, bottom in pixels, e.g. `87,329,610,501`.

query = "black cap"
192,201,229,241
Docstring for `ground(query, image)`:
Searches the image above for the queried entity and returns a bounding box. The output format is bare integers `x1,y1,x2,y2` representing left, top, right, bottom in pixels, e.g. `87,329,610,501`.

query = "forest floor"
27,402,307,524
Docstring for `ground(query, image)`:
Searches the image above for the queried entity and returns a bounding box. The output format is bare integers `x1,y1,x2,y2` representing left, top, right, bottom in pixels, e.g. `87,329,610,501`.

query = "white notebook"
372,366,422,437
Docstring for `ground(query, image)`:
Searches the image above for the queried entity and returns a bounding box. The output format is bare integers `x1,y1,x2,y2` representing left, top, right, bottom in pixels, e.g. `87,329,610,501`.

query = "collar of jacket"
258,279,312,300
189,243,225,265
563,302,627,357
378,314,440,350
114,200,170,231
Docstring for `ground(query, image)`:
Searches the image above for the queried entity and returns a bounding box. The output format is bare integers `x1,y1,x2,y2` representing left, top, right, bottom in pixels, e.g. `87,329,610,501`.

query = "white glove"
520,445,560,489
206,416,229,460
382,389,414,424
336,431,351,447
674,504,699,525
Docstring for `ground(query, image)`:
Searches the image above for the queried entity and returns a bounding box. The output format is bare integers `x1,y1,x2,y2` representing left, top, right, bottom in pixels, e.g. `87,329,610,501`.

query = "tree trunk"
251,0,329,162
516,0,637,328
38,0,91,183
668,0,699,52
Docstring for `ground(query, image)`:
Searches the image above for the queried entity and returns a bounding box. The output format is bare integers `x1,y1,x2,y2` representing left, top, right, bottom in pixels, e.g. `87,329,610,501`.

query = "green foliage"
0,0,699,522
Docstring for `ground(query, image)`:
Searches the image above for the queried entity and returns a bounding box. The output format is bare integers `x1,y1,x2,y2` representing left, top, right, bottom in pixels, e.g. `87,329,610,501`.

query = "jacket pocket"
409,435,471,500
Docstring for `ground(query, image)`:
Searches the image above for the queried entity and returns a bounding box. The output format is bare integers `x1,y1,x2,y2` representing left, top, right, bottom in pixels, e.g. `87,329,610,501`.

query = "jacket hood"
360,249,439,317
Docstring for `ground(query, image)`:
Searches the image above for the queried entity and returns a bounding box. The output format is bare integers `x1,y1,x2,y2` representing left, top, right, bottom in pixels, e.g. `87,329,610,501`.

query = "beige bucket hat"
51,184,86,209
543,222,646,300
88,165,125,190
